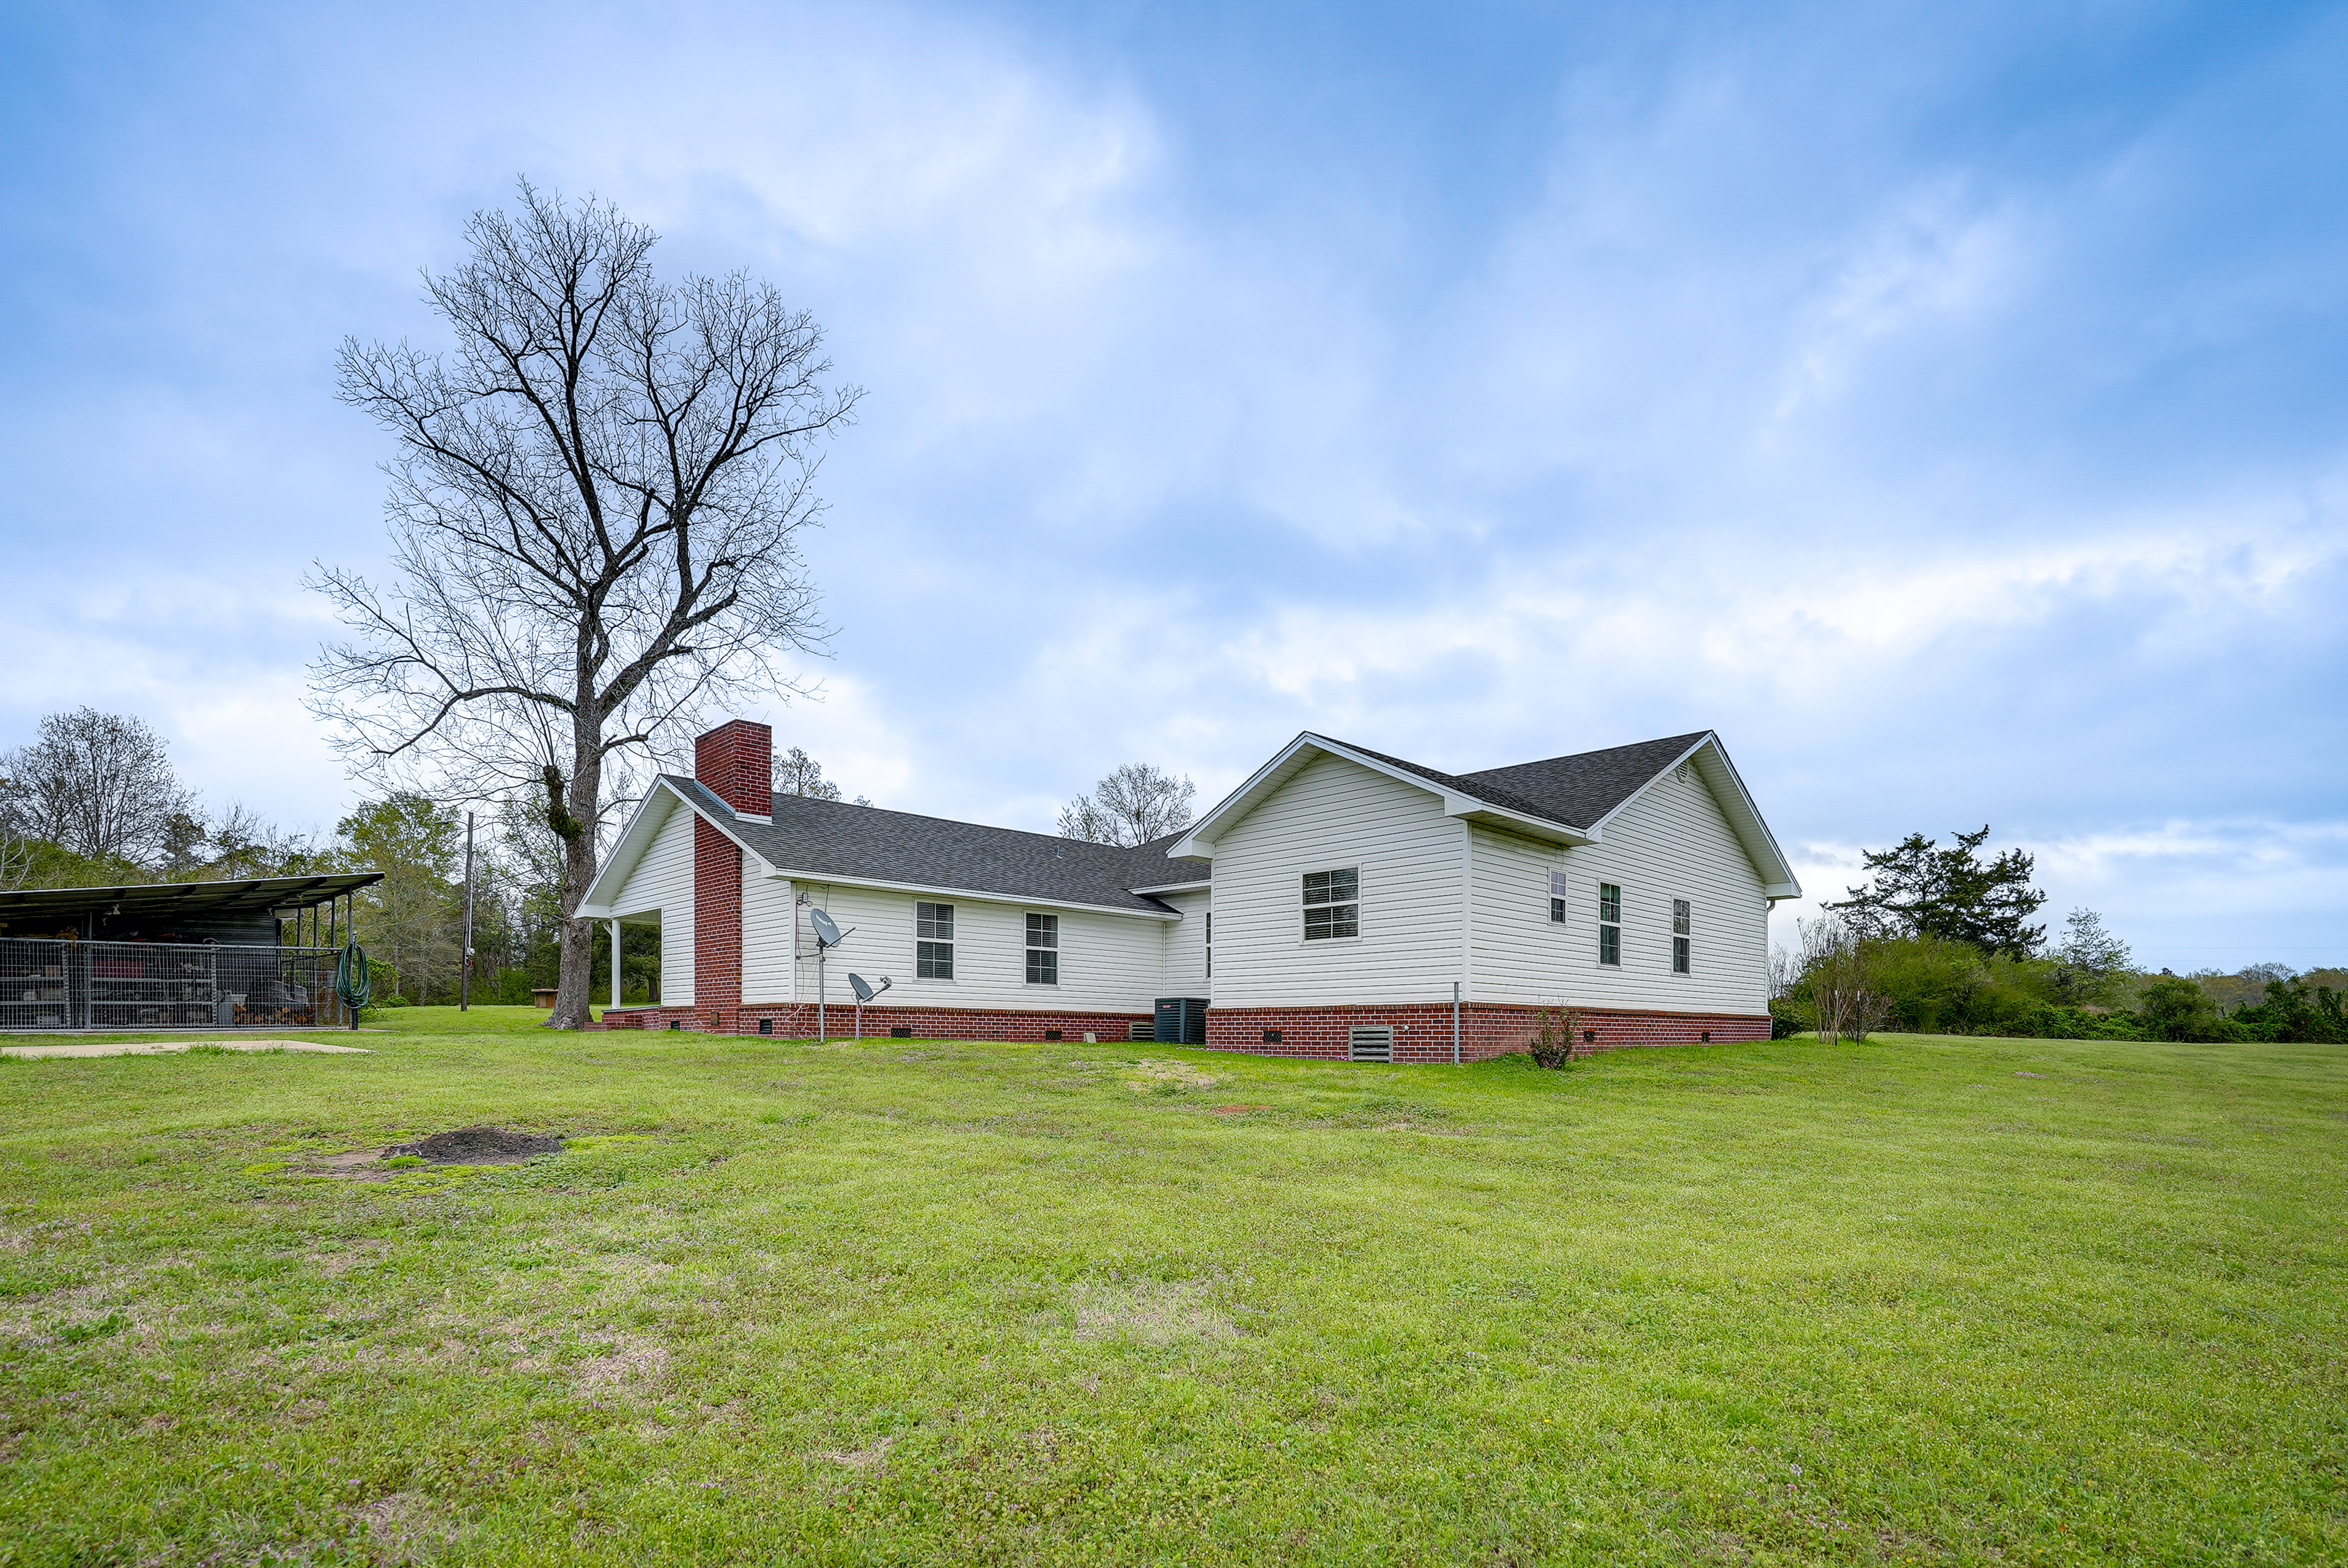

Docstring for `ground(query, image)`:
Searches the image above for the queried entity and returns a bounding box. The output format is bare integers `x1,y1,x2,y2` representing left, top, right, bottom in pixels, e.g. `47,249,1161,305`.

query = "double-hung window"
1549,869,1568,923
1025,912,1058,984
1672,899,1691,974
1303,868,1359,940
1598,883,1622,966
916,901,954,978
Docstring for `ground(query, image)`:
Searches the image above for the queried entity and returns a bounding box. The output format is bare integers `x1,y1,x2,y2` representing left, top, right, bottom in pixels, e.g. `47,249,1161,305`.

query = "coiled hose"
334,941,371,1029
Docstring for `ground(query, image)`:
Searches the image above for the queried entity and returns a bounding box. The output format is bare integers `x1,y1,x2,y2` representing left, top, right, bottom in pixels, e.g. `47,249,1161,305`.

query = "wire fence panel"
0,939,345,1032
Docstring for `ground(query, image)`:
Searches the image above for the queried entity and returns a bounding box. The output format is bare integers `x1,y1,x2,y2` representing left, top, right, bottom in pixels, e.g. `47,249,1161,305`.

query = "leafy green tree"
2137,974,2220,1042
2048,908,2132,1006
336,794,462,1003
1833,825,2047,957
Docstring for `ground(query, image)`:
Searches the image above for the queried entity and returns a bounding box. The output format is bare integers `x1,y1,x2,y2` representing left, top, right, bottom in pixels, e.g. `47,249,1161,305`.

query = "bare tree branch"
309,182,859,1028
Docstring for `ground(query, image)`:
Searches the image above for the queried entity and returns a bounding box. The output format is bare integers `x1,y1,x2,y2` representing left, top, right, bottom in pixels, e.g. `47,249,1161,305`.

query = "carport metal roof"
0,872,384,926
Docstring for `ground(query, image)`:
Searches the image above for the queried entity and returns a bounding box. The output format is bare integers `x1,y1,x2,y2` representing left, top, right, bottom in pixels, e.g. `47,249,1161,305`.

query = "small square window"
1044,1029,1062,1041
1262,1028,1282,1043
1304,867,1359,940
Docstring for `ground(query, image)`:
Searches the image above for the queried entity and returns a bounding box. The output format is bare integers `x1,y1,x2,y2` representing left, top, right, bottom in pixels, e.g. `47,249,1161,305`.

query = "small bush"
1528,1004,1581,1069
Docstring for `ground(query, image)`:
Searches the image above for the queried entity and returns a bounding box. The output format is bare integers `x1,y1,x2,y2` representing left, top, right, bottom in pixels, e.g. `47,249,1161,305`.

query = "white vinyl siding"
1156,889,1211,996
740,866,796,1003
606,797,695,1007
1468,764,1768,1015
780,879,1164,1012
1209,752,1466,1008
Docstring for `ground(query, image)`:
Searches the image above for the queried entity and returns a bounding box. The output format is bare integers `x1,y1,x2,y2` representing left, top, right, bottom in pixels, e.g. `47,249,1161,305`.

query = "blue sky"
3,0,2344,971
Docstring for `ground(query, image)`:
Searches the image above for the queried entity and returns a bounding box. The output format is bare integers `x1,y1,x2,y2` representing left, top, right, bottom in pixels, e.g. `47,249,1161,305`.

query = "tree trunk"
544,731,603,1030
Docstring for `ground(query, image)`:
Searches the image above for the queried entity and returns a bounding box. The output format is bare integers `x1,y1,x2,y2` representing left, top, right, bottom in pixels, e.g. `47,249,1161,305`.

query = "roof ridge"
1456,729,1712,781
664,773,1187,859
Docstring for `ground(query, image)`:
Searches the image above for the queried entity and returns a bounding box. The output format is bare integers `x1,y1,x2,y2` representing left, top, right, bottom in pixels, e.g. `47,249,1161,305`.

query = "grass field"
1,1009,2341,1565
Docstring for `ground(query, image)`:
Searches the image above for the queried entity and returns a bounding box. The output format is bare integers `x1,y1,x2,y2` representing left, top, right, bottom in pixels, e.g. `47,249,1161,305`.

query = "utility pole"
459,810,476,1010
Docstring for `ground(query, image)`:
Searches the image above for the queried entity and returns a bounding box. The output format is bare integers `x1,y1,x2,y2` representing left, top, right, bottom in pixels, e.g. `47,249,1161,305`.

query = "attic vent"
1348,1026,1394,1063
1675,762,1692,783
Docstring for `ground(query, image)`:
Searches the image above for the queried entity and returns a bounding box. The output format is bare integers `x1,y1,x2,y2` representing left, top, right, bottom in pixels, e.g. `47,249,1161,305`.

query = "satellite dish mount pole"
806,906,853,1043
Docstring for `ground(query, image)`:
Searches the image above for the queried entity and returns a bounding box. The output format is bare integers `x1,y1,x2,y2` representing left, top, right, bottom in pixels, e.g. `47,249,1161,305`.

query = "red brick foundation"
600,1001,1154,1042
597,996,1763,1058
1202,1001,1769,1063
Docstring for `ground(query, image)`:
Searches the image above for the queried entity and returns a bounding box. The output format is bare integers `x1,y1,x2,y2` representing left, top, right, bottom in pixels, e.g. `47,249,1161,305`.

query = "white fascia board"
575,782,688,918
1165,732,1327,858
752,864,1181,922
1586,732,1802,898
1128,880,1212,896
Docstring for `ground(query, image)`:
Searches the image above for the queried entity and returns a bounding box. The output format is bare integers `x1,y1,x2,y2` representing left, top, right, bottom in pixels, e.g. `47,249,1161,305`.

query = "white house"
580,720,1800,1062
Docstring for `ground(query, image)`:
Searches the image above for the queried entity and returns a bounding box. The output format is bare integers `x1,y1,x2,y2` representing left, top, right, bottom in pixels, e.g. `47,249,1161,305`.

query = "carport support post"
1452,981,1461,1066
609,919,622,1012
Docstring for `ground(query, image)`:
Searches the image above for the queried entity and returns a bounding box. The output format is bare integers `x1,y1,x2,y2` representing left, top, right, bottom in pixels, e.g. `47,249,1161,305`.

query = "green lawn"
1,1010,2341,1565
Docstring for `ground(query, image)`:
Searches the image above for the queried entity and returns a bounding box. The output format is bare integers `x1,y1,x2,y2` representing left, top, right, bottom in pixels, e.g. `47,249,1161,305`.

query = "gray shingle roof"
663,776,1209,915
660,729,1704,911
1330,731,1710,831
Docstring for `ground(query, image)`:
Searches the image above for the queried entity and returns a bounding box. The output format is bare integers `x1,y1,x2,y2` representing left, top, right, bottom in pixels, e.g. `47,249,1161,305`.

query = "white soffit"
575,783,684,918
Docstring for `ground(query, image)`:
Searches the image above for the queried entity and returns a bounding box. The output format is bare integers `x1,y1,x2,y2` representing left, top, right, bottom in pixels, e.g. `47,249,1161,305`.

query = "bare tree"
0,768,31,891
1058,763,1197,848
1798,911,1889,1044
310,183,858,1028
0,708,196,870
774,746,843,800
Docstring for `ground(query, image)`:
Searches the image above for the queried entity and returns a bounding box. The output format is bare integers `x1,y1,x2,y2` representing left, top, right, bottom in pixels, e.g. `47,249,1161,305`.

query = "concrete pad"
0,1039,372,1059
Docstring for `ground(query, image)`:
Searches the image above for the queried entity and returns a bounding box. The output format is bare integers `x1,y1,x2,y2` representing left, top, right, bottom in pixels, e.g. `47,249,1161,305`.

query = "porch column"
610,919,622,1010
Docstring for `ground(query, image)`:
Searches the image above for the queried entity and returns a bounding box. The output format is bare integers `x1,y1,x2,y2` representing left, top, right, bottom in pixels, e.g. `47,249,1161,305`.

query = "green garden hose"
334,941,371,1030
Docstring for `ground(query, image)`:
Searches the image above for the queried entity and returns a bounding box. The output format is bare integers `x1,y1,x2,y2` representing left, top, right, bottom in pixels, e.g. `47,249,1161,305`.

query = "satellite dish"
848,972,874,1003
809,908,842,948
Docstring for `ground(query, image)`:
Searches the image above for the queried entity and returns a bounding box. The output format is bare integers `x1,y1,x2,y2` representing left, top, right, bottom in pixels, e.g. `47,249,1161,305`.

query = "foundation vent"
1348,1025,1394,1063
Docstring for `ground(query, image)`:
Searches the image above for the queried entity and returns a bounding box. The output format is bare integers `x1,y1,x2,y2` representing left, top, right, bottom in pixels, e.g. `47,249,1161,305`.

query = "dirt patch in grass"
825,1434,896,1470
1123,1059,1228,1093
571,1332,670,1396
353,1489,459,1559
385,1127,566,1165
1069,1279,1239,1344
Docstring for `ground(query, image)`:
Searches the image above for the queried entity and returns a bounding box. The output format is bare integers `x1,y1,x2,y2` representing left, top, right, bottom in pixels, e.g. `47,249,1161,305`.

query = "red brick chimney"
694,720,772,815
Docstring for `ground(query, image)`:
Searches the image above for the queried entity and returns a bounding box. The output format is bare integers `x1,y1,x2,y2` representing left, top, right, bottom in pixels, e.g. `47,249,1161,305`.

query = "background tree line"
0,706,712,1006
1774,826,2348,1045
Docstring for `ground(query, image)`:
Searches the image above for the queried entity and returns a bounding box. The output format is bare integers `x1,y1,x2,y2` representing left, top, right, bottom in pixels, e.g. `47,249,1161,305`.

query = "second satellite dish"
848,973,874,1002
809,908,843,948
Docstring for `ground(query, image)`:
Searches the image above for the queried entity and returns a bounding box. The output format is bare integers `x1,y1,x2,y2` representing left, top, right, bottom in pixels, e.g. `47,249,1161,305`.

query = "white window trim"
1024,911,1060,987
1302,866,1362,943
